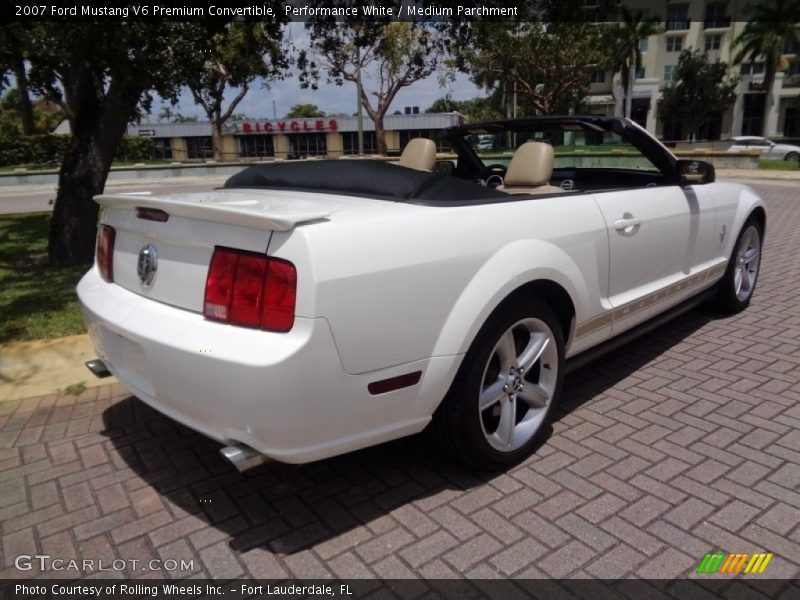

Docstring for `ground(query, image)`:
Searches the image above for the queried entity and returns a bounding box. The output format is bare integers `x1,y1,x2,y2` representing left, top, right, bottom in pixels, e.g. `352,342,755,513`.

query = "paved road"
1,170,798,216
0,183,798,583
0,177,229,215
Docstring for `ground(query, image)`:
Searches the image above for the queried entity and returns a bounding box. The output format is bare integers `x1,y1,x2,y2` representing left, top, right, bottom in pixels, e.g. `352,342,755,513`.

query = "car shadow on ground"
101,306,716,557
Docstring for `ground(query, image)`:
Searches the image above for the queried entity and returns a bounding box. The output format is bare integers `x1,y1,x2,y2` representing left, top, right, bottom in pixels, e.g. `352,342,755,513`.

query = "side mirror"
677,159,715,185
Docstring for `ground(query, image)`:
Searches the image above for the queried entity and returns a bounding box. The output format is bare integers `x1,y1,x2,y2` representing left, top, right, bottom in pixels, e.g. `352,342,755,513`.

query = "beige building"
127,113,465,162
586,0,799,140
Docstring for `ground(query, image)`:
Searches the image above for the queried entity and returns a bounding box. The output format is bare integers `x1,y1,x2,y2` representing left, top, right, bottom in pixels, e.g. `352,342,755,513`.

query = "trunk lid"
95,189,333,313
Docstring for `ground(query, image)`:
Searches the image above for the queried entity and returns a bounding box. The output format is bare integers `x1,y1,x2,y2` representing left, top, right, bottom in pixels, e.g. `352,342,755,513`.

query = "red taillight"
96,225,115,282
203,247,296,332
204,250,238,321
261,260,297,331
230,253,268,327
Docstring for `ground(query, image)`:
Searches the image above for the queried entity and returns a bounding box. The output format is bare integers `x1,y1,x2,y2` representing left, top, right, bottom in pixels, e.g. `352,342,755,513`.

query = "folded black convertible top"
223,160,508,202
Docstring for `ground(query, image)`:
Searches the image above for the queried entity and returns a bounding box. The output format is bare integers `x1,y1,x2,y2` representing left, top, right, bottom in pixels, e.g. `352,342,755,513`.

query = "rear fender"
431,239,588,361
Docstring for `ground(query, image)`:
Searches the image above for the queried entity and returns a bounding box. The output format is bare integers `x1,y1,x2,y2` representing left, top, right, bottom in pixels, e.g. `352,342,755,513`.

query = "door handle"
614,216,642,231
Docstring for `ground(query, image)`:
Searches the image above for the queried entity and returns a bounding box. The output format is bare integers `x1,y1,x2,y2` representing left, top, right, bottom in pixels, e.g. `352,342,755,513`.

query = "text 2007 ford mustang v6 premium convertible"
78,117,765,470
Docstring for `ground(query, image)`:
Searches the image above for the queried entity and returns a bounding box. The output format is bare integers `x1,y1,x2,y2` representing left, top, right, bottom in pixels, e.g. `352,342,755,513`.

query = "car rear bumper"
77,268,444,463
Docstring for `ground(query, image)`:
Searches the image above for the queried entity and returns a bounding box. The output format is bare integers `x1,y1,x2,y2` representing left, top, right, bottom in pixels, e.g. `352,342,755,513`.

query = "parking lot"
1,182,798,581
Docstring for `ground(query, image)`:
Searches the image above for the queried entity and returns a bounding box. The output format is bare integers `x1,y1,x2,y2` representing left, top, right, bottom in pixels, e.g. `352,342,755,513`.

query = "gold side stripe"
576,262,727,339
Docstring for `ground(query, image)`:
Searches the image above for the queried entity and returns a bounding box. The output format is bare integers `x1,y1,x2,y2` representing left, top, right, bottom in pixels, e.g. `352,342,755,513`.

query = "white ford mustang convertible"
78,116,765,470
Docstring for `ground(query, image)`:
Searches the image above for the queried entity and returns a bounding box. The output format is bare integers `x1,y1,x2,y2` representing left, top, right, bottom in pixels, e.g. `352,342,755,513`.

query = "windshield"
464,125,659,172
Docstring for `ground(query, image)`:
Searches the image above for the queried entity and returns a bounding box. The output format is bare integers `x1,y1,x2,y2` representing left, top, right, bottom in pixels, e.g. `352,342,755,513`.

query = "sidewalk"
716,167,800,183
0,334,115,402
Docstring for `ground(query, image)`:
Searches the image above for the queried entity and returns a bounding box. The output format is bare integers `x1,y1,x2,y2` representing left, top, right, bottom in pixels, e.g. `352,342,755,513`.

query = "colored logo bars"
696,551,773,575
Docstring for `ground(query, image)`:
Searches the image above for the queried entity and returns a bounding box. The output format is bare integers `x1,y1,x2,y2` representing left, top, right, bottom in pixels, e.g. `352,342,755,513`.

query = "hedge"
115,136,156,162
0,133,155,167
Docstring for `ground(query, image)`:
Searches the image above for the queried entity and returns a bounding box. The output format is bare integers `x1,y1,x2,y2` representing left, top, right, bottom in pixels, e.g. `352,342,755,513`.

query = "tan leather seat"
497,142,564,195
398,138,437,172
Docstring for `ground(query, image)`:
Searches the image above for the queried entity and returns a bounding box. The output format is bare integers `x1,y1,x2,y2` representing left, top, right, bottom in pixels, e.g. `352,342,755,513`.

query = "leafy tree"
0,25,34,134
300,22,445,155
733,0,800,135
0,88,65,135
286,104,326,118
158,106,197,123
0,88,28,135
187,23,286,161
660,49,738,141
456,21,612,116
32,97,65,133
157,106,198,123
609,6,663,118
425,95,504,122
8,21,286,266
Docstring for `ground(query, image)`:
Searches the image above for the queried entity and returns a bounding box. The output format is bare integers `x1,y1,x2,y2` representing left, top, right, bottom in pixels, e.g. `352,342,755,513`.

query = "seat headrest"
503,142,554,187
398,138,437,172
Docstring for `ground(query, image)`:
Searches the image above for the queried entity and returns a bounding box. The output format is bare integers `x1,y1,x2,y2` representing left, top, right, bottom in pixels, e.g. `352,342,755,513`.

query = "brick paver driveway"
1,182,798,581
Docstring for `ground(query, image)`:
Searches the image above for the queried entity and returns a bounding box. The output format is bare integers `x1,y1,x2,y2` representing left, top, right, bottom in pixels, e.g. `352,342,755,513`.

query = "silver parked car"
726,136,800,162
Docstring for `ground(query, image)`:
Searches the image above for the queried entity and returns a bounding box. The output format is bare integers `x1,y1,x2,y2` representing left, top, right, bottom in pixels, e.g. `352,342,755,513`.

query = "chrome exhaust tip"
219,444,270,472
85,359,112,378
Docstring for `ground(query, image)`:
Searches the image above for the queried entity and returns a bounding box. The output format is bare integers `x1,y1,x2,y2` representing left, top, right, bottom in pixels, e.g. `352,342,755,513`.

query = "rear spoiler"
94,192,330,232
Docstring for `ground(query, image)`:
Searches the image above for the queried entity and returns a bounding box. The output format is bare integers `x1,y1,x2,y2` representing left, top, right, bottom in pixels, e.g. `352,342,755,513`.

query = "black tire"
711,218,763,314
784,152,799,164
431,297,565,470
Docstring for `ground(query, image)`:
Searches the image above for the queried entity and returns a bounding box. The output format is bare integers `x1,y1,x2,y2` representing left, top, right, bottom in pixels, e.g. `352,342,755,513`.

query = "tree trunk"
611,77,624,118
14,58,35,135
48,73,140,266
375,117,388,155
688,120,698,142
212,113,223,161
625,49,635,119
49,131,109,265
762,67,776,137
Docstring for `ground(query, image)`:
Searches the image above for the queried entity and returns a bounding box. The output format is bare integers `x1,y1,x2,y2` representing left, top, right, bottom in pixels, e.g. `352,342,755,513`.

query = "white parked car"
726,135,800,162
78,117,765,471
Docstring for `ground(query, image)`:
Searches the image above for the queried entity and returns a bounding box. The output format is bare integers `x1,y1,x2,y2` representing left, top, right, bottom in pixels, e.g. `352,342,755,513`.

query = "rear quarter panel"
268,195,610,375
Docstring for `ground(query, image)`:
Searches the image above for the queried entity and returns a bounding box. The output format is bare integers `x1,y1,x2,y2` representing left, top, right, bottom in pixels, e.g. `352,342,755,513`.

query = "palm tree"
611,6,663,119
733,0,800,136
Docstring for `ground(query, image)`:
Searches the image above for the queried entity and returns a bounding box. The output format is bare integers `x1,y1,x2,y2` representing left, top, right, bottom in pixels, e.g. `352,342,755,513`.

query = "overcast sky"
152,71,482,121
149,23,484,122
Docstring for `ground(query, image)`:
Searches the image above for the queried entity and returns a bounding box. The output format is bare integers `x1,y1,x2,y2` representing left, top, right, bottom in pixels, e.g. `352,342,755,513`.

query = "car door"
763,141,780,160
594,182,716,336
749,139,771,157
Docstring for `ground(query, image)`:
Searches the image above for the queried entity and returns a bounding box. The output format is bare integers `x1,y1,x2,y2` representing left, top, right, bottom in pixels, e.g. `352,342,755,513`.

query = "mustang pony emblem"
137,244,158,287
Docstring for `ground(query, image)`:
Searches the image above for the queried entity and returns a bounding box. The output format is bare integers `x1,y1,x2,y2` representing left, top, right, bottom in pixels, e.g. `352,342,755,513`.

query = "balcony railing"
665,18,691,31
703,17,731,29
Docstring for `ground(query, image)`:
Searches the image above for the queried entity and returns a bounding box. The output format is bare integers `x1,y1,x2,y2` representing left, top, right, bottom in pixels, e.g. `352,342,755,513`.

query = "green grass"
60,381,87,396
759,159,800,171
0,213,87,344
0,162,60,173
0,159,174,173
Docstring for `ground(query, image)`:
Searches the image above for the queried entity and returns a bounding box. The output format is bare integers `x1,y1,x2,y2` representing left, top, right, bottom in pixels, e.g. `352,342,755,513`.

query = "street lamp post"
355,27,365,157
357,47,364,156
